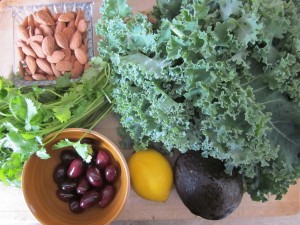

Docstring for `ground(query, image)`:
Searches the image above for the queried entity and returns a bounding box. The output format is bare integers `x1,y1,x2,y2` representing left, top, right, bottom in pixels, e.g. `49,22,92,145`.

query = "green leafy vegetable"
53,139,93,163
0,59,114,186
96,0,300,201
154,0,183,20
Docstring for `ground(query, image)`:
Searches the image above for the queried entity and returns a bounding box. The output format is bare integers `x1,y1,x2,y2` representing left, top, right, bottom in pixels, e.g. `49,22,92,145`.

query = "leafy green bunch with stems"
0,59,114,186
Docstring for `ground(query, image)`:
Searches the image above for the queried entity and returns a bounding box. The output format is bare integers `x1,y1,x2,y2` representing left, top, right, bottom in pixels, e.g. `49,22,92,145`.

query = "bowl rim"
21,128,130,225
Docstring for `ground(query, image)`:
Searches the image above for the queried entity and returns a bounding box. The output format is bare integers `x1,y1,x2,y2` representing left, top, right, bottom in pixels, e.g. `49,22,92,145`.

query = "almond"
63,27,75,42
46,74,56,80
36,58,53,75
77,19,88,33
25,56,37,74
19,61,25,78
40,24,53,36
22,45,37,58
34,28,43,35
18,47,25,60
67,20,75,29
47,50,65,64
24,67,32,75
82,32,87,41
42,36,55,56
28,14,35,29
42,6,53,18
74,48,88,65
55,21,66,34
80,44,87,53
51,63,62,77
18,25,29,42
32,73,47,81
30,41,46,58
24,75,34,81
56,60,73,72
62,48,71,59
36,68,46,74
28,27,34,37
53,13,62,22
71,60,84,78
55,31,69,49
22,16,29,27
70,30,82,50
35,10,54,26
70,55,77,64
30,35,43,44
33,17,40,27
16,40,27,48
75,10,84,27
64,56,71,62
58,12,75,22
51,25,56,33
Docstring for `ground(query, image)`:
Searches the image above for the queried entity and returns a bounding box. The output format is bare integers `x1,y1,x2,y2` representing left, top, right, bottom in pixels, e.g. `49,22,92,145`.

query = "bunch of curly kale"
96,0,300,201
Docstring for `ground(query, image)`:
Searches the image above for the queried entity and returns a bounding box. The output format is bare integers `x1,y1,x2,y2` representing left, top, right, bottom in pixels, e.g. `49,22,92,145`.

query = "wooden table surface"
0,0,300,224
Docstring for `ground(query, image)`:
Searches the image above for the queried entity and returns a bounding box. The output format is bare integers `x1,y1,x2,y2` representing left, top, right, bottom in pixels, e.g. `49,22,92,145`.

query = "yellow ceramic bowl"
22,128,130,225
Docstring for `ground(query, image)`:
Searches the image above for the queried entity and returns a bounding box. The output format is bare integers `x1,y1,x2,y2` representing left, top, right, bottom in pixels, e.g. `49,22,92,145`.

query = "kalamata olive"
67,159,84,179
96,150,111,170
86,167,103,187
53,163,67,184
60,150,78,165
80,190,100,209
77,176,90,195
69,199,84,214
104,165,118,183
99,185,116,208
59,179,78,193
56,189,76,202
80,138,96,145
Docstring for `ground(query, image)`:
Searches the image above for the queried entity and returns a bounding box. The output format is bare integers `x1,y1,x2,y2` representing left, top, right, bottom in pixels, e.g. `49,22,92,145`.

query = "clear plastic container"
10,2,94,86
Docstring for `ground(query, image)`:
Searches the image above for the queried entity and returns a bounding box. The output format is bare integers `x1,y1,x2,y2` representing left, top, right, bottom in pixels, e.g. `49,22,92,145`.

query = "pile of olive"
53,138,118,214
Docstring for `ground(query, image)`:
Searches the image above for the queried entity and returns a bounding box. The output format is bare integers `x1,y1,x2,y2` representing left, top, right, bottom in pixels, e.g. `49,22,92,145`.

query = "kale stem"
168,21,184,38
241,74,264,87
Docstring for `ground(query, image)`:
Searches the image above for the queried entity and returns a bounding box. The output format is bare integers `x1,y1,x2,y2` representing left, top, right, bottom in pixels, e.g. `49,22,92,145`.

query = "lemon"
128,149,173,202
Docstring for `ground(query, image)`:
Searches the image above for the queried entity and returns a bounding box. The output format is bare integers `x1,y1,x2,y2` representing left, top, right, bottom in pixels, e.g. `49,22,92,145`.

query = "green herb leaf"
53,139,93,163
24,98,38,130
0,59,113,185
36,148,50,159
53,106,71,123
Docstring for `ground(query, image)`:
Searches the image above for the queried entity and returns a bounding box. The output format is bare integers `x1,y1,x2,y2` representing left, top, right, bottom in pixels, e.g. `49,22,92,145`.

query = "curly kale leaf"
110,53,203,151
245,86,300,201
156,0,183,20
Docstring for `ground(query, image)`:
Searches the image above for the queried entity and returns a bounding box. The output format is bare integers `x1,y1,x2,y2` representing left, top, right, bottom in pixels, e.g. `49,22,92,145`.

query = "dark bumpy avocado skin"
174,151,243,220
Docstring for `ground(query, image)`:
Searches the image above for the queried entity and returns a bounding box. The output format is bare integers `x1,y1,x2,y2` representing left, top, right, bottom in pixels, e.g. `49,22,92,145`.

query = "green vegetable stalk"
96,0,300,201
0,59,114,186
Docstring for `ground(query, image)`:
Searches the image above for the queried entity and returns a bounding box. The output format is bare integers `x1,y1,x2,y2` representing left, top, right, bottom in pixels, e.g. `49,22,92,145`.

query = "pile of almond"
17,7,89,81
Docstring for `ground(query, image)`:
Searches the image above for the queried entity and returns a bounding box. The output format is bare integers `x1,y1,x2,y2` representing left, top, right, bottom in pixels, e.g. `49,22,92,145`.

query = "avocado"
174,151,243,220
